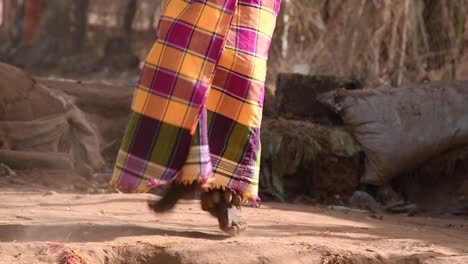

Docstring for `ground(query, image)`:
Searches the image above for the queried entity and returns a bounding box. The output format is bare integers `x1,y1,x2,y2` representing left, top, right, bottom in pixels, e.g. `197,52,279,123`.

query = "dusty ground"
0,189,467,264
1,66,468,263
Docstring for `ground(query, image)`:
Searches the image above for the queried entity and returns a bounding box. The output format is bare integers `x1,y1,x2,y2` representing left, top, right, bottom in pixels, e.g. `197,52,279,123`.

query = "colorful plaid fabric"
111,0,281,202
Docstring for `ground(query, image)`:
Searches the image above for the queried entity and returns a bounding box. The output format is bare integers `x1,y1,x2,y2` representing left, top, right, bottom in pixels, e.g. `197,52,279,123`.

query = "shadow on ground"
0,224,227,243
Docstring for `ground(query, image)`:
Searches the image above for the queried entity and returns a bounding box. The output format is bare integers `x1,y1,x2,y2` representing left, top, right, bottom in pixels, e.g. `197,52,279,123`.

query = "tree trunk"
100,0,139,69
34,0,72,57
23,0,90,65
124,0,137,36
0,0,25,60
70,0,89,51
21,0,44,46
2,0,24,44
1,0,13,33
423,0,455,70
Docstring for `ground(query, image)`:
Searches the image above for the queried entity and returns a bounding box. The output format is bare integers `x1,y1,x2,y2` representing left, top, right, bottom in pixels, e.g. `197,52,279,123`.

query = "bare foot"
201,189,247,236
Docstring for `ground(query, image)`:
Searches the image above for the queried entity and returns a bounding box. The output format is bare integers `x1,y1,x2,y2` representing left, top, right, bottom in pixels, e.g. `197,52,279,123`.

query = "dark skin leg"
147,182,246,236
200,189,247,236
147,182,199,213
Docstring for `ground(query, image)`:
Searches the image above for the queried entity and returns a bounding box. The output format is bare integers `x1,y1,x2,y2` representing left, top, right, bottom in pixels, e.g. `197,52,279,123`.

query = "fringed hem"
208,182,261,207
146,175,210,189
145,177,261,207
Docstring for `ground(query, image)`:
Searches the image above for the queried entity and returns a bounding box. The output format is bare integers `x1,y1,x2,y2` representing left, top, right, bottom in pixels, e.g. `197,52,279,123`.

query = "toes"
220,220,247,237
200,188,248,236
224,189,232,203
235,221,247,234
220,226,237,237
220,200,247,236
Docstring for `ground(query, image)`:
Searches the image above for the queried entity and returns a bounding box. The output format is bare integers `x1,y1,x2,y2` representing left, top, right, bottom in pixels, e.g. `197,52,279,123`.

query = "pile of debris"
1,63,467,215
261,73,468,215
0,63,105,176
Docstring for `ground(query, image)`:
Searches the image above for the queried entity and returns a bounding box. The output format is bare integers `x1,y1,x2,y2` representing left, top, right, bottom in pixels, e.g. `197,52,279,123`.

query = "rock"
0,163,16,177
260,118,361,202
275,74,361,124
349,191,384,213
0,63,105,173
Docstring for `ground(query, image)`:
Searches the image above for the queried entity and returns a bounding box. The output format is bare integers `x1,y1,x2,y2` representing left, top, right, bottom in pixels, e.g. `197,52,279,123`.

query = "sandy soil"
0,190,467,264
1,67,468,263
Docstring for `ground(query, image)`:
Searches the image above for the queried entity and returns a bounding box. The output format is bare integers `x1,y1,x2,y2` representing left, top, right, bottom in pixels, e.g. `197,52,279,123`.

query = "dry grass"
1,0,466,87
268,0,468,88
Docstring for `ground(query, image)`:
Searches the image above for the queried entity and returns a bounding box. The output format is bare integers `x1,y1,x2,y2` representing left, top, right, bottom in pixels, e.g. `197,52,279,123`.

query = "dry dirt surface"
0,191,467,264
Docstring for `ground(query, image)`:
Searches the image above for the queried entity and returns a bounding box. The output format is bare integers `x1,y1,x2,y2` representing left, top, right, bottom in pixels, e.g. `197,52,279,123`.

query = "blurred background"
1,0,467,86
2,2,468,262
0,0,468,212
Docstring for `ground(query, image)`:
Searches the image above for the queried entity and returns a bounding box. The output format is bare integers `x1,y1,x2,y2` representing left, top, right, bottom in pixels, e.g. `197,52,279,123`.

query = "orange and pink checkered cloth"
111,0,280,203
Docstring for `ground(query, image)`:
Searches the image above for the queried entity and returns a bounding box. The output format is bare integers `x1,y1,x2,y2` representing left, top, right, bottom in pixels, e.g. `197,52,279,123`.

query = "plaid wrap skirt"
111,0,281,202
